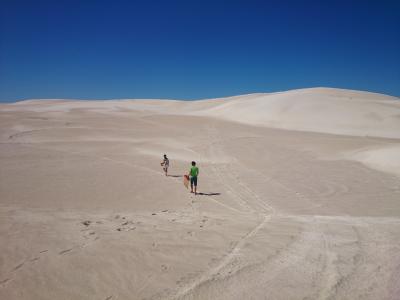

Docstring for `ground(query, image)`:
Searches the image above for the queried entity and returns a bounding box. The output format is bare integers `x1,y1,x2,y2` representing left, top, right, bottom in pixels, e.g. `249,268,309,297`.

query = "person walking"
188,161,199,194
160,154,169,176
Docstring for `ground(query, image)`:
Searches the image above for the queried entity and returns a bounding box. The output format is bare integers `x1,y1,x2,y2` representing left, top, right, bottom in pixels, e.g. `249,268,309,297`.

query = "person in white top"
160,154,169,176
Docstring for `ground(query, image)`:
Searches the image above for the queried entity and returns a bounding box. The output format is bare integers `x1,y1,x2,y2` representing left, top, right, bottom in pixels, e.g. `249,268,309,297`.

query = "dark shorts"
190,176,198,186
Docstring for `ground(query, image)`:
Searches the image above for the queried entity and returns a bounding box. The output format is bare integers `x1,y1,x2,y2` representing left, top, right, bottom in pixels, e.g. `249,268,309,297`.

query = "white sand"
344,145,400,177
1,88,400,300
191,88,400,139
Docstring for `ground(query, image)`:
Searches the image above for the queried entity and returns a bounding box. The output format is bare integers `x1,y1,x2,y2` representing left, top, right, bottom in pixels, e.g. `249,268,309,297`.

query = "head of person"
191,161,196,166
164,154,167,158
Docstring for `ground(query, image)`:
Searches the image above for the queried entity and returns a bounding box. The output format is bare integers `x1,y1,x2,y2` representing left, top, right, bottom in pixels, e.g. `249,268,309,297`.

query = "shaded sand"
0,88,400,300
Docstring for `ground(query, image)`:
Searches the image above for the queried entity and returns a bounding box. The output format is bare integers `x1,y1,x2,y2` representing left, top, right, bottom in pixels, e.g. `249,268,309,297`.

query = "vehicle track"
165,124,277,299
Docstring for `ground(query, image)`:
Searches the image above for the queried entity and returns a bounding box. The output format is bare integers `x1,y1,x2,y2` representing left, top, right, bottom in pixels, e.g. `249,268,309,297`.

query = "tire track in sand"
166,124,276,299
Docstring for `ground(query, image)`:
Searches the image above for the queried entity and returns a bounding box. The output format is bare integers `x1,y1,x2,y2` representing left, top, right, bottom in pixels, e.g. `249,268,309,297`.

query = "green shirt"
190,166,199,177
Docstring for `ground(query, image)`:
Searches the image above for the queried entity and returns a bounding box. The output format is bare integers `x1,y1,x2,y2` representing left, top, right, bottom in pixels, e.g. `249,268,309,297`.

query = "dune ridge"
3,87,399,176
191,88,400,139
4,88,400,139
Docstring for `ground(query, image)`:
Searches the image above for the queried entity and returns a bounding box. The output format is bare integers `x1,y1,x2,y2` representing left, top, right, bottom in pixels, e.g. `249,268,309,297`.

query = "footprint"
0,278,10,285
83,231,96,239
82,220,91,226
39,250,48,254
161,264,168,272
105,296,113,300
30,257,40,262
59,248,73,255
13,262,24,271
199,217,208,228
117,226,136,232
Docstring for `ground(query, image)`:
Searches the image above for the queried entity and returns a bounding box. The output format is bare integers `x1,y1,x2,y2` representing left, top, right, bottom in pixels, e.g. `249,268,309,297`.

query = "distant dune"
4,88,399,177
6,88,400,139
191,88,400,139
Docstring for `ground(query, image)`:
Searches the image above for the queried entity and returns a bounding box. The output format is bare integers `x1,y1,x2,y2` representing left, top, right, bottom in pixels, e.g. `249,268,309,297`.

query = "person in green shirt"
188,161,199,195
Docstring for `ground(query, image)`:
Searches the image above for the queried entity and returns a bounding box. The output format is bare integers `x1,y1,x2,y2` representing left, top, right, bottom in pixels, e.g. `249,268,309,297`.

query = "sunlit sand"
1,88,399,299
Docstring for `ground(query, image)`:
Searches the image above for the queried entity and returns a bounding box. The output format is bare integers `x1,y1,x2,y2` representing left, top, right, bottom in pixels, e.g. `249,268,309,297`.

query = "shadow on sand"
197,192,221,196
168,175,183,178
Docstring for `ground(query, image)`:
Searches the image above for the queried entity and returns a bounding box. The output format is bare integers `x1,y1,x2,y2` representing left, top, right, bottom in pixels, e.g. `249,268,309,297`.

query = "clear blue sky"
0,0,399,102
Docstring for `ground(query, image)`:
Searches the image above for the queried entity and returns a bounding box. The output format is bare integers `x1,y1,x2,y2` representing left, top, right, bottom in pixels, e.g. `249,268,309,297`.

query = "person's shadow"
197,192,221,196
166,175,220,196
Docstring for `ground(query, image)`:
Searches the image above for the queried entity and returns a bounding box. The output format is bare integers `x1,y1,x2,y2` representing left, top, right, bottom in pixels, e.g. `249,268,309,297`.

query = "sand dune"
1,88,399,299
7,88,400,139
344,144,400,177
191,88,400,139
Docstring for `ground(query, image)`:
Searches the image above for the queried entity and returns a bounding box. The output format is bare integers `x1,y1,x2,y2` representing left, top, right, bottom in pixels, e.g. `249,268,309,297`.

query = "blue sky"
0,0,399,102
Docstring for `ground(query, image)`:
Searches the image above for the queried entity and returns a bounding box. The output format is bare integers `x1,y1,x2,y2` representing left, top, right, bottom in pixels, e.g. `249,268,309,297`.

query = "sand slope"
7,88,400,139
191,88,400,139
0,88,399,300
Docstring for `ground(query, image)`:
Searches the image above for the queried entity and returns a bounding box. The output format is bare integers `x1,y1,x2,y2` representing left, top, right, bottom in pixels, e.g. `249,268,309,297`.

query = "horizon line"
3,86,400,104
